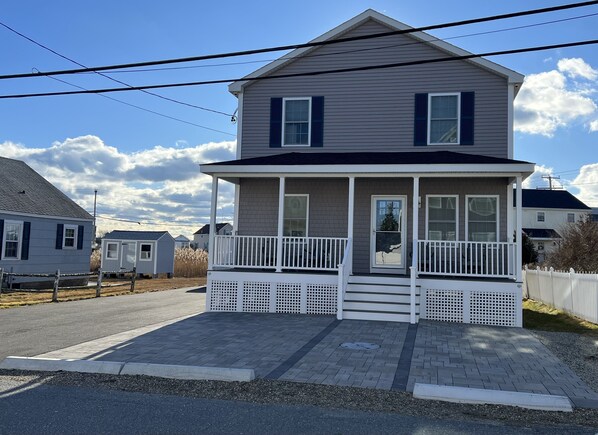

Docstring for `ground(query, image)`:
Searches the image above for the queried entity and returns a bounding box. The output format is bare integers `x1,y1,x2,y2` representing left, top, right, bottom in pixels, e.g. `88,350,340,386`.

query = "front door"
120,242,137,270
371,196,407,273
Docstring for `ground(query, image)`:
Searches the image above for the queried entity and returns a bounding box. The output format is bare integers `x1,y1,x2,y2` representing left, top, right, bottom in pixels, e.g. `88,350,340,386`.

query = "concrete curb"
121,362,255,382
0,356,124,375
0,356,255,383
413,383,573,412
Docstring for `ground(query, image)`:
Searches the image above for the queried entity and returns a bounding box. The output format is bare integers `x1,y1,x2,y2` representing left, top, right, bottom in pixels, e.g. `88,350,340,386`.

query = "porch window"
283,195,309,237
428,93,459,144
283,98,311,146
2,221,23,259
537,211,545,222
426,196,457,240
106,242,118,259
466,196,498,242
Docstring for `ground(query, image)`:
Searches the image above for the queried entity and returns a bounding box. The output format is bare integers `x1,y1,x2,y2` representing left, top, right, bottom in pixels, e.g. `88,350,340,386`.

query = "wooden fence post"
96,268,102,298
0,267,3,298
52,270,60,302
130,267,136,292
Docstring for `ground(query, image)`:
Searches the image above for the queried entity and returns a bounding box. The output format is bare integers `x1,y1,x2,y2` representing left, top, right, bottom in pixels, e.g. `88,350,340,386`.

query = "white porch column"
506,182,514,242
516,176,523,282
410,176,420,324
347,177,355,270
208,176,219,270
276,177,286,272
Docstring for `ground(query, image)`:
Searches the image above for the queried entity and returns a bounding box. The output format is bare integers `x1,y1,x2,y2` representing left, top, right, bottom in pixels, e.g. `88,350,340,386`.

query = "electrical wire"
0,1,596,80
2,39,596,100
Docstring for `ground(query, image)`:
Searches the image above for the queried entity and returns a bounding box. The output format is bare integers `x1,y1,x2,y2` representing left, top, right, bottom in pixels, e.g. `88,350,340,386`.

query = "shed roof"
104,230,171,241
175,235,190,242
514,189,591,210
0,156,92,220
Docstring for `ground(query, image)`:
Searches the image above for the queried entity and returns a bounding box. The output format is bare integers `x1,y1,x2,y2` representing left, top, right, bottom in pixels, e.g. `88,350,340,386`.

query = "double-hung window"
537,212,545,223
140,243,152,261
567,213,575,223
2,221,23,259
63,224,77,248
428,93,460,144
466,196,499,242
283,98,311,146
283,195,309,237
106,242,118,259
426,196,458,241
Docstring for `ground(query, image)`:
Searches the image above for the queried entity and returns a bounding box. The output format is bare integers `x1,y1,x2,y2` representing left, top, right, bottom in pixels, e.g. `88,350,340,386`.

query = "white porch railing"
336,239,352,320
213,235,349,271
417,240,516,279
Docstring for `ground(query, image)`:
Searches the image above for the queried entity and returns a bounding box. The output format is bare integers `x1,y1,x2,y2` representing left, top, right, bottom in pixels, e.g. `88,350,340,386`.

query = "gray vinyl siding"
237,177,509,274
240,19,509,159
156,237,175,275
0,213,92,281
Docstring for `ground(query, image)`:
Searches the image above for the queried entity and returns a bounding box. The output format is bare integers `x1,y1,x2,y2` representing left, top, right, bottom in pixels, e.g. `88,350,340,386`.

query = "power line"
1,1,596,80
2,39,596,100
38,72,236,136
0,20,233,118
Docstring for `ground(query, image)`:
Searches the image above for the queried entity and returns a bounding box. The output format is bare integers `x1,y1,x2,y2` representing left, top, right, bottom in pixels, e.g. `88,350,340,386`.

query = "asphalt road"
0,287,205,360
1,377,590,435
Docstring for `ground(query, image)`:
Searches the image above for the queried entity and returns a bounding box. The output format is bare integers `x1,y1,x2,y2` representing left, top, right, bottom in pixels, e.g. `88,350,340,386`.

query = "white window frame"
105,242,119,260
428,92,461,145
140,243,153,261
425,195,459,241
537,211,545,222
465,195,500,242
1,220,23,260
282,97,311,147
62,224,78,249
283,194,309,237
567,213,575,223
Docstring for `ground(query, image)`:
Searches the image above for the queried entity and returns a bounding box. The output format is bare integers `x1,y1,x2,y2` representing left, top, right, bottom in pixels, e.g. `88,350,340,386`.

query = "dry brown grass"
0,277,205,309
174,248,208,277
90,249,101,272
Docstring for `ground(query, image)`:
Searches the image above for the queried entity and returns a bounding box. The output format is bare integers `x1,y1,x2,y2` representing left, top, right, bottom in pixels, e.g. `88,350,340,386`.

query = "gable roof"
523,228,561,239
514,189,591,210
0,156,92,220
229,9,524,94
194,223,231,235
104,230,171,241
175,235,190,242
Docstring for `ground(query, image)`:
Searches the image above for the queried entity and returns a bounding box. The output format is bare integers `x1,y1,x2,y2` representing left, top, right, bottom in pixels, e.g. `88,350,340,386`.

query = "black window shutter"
0,220,4,254
55,224,64,250
460,92,475,145
269,98,283,148
77,225,84,250
21,222,31,260
414,93,428,146
310,96,324,147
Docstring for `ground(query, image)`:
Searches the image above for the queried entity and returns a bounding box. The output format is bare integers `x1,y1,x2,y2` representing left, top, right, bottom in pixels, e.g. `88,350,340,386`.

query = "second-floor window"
429,93,460,144
537,212,545,222
567,213,575,223
283,98,311,146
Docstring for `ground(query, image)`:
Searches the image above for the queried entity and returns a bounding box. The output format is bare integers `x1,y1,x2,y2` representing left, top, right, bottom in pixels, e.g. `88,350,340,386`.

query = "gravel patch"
1,369,597,430
531,330,598,392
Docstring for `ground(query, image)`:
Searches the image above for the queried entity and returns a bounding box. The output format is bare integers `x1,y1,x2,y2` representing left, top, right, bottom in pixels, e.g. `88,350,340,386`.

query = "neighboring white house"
514,189,591,263
174,234,191,249
193,223,233,251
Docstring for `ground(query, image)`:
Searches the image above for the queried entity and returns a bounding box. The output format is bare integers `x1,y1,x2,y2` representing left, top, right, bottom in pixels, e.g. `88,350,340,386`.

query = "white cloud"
589,119,598,132
0,136,237,238
557,58,598,81
523,164,564,189
571,163,598,207
514,67,597,137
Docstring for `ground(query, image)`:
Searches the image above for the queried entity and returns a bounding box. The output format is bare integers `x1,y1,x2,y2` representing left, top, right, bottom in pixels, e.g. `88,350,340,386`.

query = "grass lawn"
0,277,206,309
523,298,598,336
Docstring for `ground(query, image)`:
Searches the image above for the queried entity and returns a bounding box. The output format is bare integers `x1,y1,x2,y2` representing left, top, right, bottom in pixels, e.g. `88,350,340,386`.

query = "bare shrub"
546,216,598,272
174,248,208,277
90,249,101,272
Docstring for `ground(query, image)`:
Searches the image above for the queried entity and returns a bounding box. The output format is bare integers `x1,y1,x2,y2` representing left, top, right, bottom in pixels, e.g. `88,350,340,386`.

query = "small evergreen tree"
380,203,399,231
521,232,538,265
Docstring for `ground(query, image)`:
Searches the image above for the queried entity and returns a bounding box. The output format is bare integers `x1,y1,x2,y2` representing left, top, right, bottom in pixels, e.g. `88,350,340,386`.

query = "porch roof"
200,151,535,180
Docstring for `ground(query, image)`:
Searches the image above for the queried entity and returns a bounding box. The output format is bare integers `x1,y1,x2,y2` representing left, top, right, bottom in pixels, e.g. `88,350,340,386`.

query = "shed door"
120,242,137,270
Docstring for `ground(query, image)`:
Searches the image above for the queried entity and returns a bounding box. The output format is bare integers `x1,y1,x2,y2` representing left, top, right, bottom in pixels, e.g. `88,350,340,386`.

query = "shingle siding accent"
240,20,508,159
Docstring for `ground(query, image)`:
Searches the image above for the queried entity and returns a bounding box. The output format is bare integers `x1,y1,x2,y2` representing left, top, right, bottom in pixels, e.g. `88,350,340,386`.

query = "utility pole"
93,190,98,248
540,175,561,190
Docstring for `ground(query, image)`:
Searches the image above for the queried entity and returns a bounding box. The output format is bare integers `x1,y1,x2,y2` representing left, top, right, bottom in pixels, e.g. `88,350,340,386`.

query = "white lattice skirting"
420,279,522,327
208,271,338,315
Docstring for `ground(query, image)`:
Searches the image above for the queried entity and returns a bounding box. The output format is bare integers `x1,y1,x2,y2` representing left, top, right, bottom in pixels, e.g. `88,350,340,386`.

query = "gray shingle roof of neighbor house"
514,189,591,210
0,156,93,220
104,230,171,241
523,228,562,239
194,223,230,235
175,235,190,242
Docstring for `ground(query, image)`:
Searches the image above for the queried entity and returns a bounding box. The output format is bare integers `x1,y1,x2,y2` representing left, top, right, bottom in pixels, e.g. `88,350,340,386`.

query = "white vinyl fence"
523,266,598,324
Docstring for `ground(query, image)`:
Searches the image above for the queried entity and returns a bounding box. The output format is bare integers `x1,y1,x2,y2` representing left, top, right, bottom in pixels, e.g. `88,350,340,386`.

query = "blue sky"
1,1,597,236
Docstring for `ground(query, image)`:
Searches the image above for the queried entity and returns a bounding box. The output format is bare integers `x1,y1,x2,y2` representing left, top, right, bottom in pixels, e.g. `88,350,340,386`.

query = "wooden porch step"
343,301,420,313
342,311,416,323
346,283,418,294
348,275,412,286
344,292,418,304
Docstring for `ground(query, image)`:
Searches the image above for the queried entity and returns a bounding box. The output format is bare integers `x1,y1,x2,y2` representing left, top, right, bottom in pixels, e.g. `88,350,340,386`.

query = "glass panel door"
372,197,405,268
120,242,137,270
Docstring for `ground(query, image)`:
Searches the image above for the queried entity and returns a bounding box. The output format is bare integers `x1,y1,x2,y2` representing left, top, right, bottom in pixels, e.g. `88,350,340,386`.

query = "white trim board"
0,209,92,222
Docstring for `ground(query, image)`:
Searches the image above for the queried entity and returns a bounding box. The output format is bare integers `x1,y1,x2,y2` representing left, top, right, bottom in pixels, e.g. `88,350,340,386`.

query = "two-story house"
0,156,93,288
514,189,591,263
200,10,534,327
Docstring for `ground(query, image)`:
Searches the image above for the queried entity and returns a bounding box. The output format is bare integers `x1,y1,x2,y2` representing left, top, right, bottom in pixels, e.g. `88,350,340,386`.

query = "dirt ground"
0,277,206,309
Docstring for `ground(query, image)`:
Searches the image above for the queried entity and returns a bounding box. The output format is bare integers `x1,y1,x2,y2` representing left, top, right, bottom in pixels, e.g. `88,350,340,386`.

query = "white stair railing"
336,239,352,320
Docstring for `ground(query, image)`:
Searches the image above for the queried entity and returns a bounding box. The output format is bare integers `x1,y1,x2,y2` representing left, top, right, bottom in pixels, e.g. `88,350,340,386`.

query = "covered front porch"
200,151,534,327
